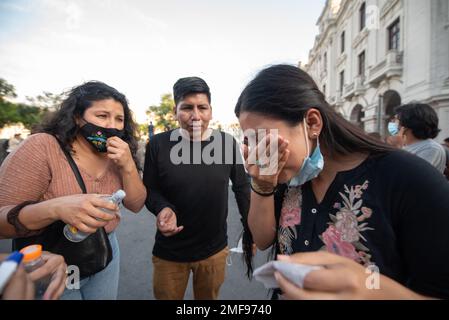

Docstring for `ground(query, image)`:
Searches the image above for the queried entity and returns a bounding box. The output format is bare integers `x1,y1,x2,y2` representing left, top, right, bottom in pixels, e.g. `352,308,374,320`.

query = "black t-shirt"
273,150,449,299
143,129,250,262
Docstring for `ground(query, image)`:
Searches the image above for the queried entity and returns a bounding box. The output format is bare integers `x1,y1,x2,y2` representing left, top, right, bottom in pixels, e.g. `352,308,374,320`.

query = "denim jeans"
60,231,120,300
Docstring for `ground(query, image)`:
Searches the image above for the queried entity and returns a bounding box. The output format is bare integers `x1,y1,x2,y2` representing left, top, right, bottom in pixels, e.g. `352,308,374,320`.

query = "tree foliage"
146,93,177,132
0,78,52,129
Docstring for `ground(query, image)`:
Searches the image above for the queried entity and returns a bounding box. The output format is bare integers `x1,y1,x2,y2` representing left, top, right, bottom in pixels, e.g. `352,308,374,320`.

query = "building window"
360,2,366,31
323,52,327,72
339,70,345,94
358,51,366,78
388,18,400,50
341,31,345,53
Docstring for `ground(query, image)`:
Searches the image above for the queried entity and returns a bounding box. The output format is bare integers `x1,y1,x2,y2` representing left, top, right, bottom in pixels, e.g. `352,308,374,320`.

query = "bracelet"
6,201,40,237
250,180,276,197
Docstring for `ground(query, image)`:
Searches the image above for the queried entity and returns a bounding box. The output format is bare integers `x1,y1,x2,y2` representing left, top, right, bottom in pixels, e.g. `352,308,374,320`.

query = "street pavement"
0,187,272,300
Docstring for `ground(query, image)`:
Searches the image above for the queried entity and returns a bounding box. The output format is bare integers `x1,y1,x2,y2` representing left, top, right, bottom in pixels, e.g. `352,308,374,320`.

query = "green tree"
0,78,19,128
16,103,50,130
0,78,51,129
26,91,64,110
0,78,17,101
146,93,177,132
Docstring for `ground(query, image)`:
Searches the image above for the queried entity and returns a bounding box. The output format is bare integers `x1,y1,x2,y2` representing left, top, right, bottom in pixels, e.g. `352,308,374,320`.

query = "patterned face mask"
79,120,125,152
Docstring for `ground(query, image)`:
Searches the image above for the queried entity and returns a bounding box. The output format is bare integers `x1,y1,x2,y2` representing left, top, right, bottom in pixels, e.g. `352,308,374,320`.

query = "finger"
276,149,290,173
3,266,28,300
257,134,271,159
87,204,118,221
157,216,176,231
75,223,97,234
302,267,356,292
43,264,67,300
163,226,184,237
80,215,108,229
106,136,124,145
106,146,122,154
247,142,259,166
278,139,290,154
158,211,173,226
26,273,35,300
27,254,60,282
241,143,249,161
90,197,120,213
161,224,181,234
158,223,176,233
274,272,336,300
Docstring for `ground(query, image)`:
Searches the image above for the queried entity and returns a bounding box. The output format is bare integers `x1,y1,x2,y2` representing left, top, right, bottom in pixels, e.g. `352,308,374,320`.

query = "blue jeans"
60,232,120,300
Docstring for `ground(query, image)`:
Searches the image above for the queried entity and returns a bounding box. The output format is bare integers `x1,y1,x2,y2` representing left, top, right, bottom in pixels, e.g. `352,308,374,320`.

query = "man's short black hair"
395,103,440,139
173,77,211,106
444,137,449,143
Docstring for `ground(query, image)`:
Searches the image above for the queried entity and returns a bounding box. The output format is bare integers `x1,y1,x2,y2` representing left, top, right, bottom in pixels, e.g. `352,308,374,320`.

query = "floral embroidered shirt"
273,150,449,299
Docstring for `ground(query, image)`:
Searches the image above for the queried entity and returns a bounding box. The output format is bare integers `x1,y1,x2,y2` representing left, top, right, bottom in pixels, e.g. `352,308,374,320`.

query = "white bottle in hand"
63,189,126,242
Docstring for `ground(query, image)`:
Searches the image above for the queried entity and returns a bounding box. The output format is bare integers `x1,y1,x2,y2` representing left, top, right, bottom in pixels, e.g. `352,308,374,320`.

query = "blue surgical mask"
288,119,324,187
387,122,399,136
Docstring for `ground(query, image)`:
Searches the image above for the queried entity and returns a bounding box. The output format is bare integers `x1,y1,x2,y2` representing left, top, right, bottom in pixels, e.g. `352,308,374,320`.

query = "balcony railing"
368,50,404,85
343,83,355,99
354,75,367,95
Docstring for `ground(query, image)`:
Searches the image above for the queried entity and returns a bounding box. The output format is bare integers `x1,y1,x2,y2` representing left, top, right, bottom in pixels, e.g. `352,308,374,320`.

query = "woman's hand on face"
242,133,290,188
49,194,118,234
274,252,423,300
28,251,67,300
106,136,134,173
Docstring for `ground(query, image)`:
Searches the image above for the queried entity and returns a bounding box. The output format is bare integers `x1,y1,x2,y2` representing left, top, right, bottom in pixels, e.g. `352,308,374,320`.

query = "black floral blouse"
273,150,449,299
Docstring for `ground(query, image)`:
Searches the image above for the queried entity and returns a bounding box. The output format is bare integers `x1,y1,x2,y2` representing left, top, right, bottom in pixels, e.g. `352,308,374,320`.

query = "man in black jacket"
143,77,250,300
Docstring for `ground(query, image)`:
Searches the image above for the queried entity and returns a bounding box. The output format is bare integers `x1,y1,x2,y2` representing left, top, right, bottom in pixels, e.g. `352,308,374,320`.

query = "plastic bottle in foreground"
63,189,126,242
20,244,51,299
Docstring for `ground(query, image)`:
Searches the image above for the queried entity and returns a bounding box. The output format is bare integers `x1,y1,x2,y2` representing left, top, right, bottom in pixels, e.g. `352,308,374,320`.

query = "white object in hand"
63,189,126,242
253,260,322,289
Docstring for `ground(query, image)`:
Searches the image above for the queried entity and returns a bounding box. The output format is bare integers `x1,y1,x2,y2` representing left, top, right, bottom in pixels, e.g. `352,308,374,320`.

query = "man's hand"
156,207,184,237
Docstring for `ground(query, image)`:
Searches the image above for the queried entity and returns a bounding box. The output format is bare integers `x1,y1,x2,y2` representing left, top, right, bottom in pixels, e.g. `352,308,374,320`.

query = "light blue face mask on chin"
288,118,324,187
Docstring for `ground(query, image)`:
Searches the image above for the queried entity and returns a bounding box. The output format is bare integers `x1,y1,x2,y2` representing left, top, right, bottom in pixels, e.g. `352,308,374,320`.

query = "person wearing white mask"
236,64,449,300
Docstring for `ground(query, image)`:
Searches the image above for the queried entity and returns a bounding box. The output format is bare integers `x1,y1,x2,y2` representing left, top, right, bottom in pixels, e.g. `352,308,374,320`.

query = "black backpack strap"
56,138,87,194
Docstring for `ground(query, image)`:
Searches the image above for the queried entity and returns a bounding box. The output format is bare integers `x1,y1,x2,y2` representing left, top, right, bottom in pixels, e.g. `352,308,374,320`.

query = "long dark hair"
36,81,140,169
234,64,395,278
235,64,395,156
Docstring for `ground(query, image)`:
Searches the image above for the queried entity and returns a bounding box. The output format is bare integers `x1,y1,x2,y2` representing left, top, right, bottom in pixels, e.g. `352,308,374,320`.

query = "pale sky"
0,0,325,125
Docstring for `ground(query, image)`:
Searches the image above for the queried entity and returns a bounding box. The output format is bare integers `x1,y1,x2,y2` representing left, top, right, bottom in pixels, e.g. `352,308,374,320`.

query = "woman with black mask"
0,81,146,299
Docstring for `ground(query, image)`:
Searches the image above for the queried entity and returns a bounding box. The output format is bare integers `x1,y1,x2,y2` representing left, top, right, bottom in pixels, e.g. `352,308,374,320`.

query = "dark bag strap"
56,139,87,194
